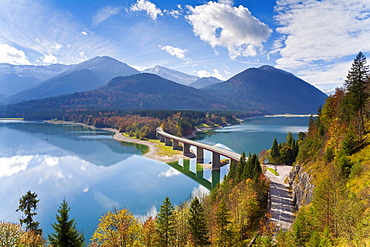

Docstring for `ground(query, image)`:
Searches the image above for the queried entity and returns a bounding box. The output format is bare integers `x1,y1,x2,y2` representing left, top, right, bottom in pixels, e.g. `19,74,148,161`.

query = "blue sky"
0,0,369,91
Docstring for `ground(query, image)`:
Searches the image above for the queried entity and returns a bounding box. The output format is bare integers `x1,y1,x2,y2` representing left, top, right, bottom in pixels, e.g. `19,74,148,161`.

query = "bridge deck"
156,128,241,161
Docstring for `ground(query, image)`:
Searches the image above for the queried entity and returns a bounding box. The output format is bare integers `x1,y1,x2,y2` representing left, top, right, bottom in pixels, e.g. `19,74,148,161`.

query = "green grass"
148,139,184,157
267,167,279,176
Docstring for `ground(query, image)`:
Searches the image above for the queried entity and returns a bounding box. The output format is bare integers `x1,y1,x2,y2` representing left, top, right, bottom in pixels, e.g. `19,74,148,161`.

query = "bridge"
156,127,241,171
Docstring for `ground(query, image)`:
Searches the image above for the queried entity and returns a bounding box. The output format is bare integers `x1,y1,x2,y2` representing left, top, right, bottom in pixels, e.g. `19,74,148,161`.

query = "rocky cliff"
288,164,315,209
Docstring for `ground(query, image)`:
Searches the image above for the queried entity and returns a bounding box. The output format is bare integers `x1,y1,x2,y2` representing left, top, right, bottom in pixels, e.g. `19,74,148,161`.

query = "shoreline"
46,120,197,163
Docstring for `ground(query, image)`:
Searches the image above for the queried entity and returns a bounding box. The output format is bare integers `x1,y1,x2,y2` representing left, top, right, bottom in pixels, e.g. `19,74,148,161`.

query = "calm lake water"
0,116,309,240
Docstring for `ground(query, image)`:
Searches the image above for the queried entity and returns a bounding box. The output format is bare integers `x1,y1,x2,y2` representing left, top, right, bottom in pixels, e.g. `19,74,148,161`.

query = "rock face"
288,164,315,209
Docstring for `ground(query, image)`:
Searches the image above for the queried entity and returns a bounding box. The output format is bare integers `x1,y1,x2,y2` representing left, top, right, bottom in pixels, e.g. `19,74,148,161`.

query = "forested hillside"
276,52,370,246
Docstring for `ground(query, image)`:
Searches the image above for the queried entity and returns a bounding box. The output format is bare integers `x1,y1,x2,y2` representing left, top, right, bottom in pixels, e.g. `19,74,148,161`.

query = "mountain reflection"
0,121,146,166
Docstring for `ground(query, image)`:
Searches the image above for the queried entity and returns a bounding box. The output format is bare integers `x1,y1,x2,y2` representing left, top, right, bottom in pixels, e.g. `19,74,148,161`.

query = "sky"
0,0,370,92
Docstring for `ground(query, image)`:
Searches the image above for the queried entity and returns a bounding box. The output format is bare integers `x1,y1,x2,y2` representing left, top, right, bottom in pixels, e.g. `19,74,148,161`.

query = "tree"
188,197,211,246
91,208,141,246
16,190,41,235
0,222,45,246
142,216,158,247
0,222,22,246
215,200,234,247
48,199,84,247
345,52,369,136
156,197,176,247
270,138,280,163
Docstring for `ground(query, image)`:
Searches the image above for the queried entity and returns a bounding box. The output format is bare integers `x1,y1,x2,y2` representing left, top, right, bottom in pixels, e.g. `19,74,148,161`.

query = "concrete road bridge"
156,127,241,171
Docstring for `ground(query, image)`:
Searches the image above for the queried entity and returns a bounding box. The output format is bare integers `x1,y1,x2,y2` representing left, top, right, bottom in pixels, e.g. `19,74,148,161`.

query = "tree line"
275,52,370,246
1,147,268,246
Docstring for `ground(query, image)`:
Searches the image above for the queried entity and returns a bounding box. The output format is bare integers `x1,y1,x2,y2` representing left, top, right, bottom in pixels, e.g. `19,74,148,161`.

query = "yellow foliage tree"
90,208,142,246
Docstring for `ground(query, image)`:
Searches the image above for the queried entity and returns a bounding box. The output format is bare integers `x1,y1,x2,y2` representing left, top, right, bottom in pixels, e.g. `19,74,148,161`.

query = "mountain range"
143,65,200,85
0,56,327,117
5,56,139,104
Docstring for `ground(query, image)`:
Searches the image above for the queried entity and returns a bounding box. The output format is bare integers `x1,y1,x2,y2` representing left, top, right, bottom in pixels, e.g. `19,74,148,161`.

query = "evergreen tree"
48,199,84,247
251,153,262,180
156,196,176,247
270,138,280,163
235,152,247,183
215,200,234,247
188,197,211,246
226,159,238,183
345,52,369,136
16,191,41,235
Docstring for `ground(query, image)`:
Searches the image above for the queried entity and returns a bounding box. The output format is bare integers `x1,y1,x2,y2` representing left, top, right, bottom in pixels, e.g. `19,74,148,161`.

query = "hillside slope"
202,65,327,114
2,73,231,116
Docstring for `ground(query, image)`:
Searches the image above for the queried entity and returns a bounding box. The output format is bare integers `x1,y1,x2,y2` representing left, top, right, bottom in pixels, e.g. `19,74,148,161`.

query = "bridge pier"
183,159,190,170
211,170,221,188
159,135,165,142
212,152,221,171
165,137,172,146
196,164,204,178
196,147,204,163
183,143,191,156
173,140,180,150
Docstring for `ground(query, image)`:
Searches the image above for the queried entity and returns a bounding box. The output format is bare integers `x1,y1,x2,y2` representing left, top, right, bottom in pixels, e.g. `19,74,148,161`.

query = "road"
264,164,294,230
156,127,241,161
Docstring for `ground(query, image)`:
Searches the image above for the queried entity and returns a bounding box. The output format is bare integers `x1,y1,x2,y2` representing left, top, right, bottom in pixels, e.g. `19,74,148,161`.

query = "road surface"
264,164,294,230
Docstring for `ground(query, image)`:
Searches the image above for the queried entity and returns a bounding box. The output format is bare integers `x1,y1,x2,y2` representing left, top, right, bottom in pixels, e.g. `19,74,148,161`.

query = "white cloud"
165,9,181,19
0,155,32,177
130,0,163,20
218,0,234,6
158,167,181,177
42,54,58,64
92,6,122,27
159,45,189,61
273,0,370,89
0,43,31,65
197,69,224,80
0,0,119,65
186,2,272,59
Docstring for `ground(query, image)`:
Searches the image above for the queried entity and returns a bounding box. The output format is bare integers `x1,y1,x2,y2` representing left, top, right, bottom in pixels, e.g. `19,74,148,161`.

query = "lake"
0,116,309,240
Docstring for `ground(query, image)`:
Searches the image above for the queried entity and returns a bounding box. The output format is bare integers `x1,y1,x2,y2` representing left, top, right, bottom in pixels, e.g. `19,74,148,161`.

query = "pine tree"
156,196,176,247
270,138,280,163
16,191,41,235
345,52,369,136
48,199,84,247
215,200,233,247
188,197,211,246
251,153,262,180
236,152,247,183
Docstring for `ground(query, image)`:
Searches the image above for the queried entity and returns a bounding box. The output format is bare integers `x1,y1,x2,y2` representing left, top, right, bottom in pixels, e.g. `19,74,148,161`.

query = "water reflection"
0,121,202,240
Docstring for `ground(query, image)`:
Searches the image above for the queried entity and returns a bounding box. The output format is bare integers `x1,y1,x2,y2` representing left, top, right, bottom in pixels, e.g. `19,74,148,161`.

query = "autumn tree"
0,222,23,246
344,51,369,136
16,190,42,235
156,197,176,247
91,208,142,246
188,197,211,246
0,222,45,246
48,199,84,247
142,216,158,247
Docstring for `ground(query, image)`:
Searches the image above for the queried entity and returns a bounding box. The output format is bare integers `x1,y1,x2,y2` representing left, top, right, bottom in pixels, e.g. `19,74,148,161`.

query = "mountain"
144,65,199,85
5,56,139,104
189,76,222,89
0,63,72,97
201,65,327,114
3,73,231,116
